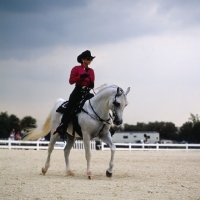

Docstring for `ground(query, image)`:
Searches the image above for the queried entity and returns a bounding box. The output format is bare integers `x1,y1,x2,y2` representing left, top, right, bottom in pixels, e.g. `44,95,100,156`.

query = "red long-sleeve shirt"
69,65,95,87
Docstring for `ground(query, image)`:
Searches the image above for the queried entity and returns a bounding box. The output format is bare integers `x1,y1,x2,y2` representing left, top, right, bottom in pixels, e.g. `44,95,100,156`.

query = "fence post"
101,141,104,151
8,140,11,150
37,141,39,150
156,143,159,151
186,143,188,151
129,143,131,151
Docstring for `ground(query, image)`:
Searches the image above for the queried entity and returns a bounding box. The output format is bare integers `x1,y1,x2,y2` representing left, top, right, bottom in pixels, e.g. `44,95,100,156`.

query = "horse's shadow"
38,170,136,181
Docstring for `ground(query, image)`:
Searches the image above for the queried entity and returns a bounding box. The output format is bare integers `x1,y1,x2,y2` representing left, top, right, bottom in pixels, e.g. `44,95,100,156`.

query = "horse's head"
111,87,130,125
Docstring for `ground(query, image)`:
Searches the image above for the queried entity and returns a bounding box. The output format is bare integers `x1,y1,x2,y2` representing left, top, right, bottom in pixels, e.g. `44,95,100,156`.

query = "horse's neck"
88,90,112,119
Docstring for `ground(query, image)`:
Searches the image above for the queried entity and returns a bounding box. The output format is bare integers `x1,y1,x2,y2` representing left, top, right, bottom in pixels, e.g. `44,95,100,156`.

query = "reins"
81,87,123,137
89,99,111,124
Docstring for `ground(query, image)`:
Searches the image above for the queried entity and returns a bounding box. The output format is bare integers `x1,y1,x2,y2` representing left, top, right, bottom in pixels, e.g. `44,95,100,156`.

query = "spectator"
9,128,15,140
144,134,150,143
20,129,26,138
15,131,21,140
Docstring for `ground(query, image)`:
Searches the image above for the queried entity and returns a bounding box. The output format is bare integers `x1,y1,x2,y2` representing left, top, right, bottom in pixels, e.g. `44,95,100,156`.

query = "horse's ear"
116,87,123,96
117,87,120,94
125,87,130,95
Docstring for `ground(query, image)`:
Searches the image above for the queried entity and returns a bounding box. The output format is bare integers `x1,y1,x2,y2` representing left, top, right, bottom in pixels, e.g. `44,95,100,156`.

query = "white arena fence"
0,140,200,151
0,140,96,150
101,142,200,151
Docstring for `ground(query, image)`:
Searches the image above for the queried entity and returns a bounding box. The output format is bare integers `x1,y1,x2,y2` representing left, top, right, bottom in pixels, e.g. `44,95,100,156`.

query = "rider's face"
82,58,93,66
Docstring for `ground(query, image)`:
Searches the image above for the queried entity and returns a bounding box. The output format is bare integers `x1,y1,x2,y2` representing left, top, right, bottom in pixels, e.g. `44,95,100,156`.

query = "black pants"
62,86,90,122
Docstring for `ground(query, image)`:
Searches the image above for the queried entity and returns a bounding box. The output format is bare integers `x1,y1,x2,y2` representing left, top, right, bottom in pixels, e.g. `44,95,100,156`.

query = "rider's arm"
89,68,95,83
69,66,82,85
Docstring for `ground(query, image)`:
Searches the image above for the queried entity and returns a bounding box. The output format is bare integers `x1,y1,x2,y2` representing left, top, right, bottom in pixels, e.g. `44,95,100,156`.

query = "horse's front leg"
100,132,116,177
64,133,76,176
83,134,93,179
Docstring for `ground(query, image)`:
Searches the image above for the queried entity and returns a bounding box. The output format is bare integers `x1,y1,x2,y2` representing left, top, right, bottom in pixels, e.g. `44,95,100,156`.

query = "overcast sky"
0,0,200,127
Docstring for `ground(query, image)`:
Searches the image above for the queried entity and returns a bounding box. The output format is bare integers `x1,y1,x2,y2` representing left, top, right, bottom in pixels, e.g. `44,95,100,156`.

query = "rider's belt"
82,86,90,90
76,85,90,91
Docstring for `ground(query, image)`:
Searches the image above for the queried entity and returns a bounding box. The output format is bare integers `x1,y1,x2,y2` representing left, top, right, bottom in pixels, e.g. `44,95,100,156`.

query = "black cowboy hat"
77,50,95,63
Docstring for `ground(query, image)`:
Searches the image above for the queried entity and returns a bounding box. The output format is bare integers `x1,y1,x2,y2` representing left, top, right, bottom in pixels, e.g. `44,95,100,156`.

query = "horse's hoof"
88,175,93,180
87,171,93,180
66,171,75,176
42,167,46,175
106,170,112,178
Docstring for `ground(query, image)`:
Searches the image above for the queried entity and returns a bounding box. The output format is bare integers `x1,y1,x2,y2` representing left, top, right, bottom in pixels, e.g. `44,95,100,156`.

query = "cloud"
0,0,200,127
0,0,86,12
1,30,199,126
1,0,200,59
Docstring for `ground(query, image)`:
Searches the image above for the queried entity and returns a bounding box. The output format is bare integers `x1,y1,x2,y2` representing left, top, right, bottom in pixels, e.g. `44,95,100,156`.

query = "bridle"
83,87,123,124
112,87,123,119
81,87,124,137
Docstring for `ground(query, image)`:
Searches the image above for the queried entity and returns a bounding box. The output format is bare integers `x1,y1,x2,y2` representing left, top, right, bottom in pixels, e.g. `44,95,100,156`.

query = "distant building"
112,131,160,144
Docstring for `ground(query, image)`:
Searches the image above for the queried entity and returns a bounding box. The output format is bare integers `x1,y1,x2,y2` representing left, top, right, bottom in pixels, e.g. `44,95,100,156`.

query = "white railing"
101,142,200,151
1,140,200,151
0,140,96,150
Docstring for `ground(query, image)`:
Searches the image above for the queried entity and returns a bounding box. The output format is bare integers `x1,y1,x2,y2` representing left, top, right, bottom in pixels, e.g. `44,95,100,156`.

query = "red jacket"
69,65,95,87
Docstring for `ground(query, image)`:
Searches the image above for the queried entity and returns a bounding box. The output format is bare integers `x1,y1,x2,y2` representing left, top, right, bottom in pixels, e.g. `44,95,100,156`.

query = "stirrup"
53,123,65,135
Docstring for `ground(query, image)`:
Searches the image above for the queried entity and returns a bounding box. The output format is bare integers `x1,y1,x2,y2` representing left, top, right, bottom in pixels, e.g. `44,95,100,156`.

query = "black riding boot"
53,113,70,137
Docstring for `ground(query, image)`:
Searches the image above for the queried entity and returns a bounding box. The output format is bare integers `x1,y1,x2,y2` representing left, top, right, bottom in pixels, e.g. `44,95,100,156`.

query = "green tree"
189,113,199,124
0,112,10,138
122,121,178,140
123,123,136,131
20,116,37,131
192,122,200,143
179,113,200,143
179,122,193,142
0,112,37,139
9,114,20,131
145,122,178,140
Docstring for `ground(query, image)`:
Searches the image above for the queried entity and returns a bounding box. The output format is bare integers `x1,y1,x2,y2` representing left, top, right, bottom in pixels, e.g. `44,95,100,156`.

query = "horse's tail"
23,111,52,141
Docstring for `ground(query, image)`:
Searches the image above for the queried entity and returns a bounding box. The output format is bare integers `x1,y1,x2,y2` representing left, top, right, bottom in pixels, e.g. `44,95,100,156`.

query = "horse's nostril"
114,119,123,125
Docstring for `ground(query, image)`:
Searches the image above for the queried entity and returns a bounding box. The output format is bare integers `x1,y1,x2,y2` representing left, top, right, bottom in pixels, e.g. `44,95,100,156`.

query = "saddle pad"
56,101,69,114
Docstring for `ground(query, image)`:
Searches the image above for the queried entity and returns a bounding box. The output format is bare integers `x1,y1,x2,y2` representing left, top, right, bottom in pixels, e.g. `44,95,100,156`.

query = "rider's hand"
80,73,89,78
88,82,94,89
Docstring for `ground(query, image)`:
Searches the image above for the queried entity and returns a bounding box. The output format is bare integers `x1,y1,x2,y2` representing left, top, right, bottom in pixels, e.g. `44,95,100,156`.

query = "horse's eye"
113,102,120,107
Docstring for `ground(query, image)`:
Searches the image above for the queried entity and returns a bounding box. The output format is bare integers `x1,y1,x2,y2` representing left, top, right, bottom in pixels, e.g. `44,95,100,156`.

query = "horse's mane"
96,84,118,95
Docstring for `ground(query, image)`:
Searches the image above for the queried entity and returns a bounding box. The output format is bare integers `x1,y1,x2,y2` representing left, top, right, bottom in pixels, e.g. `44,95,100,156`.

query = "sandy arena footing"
0,149,200,200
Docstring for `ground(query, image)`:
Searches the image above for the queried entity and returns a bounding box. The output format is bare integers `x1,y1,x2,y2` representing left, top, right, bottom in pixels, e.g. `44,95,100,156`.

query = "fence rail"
0,140,96,150
101,142,200,151
1,140,200,151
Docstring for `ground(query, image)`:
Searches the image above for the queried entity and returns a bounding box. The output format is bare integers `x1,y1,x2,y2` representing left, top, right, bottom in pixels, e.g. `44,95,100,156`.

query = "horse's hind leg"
42,133,58,175
64,133,76,176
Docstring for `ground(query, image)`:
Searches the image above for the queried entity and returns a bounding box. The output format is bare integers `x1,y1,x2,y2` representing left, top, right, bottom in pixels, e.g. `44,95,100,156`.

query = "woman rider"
54,50,95,136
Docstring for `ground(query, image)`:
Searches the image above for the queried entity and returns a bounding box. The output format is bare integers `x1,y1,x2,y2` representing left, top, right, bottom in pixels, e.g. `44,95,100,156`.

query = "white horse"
24,84,130,179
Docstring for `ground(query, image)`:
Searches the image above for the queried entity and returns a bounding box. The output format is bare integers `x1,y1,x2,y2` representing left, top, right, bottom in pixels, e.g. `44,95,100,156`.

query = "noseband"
81,87,124,138
82,87,124,125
